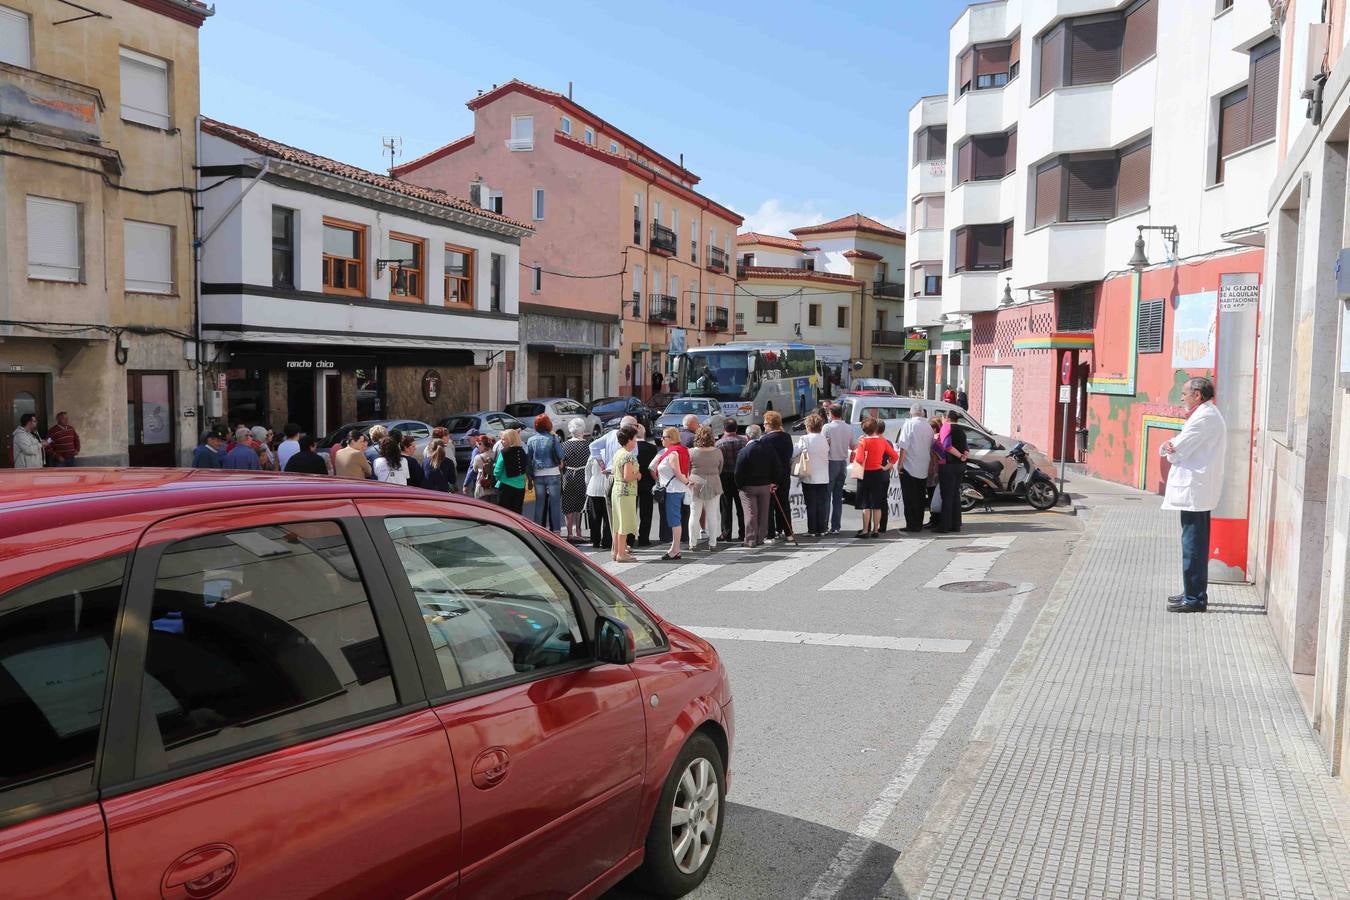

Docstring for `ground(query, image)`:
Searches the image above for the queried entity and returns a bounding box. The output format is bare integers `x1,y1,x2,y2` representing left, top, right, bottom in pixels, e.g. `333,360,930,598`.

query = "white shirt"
793,433,830,484
652,449,688,493
897,416,934,480
373,456,409,485
277,439,301,471
590,431,620,471
1161,401,1226,512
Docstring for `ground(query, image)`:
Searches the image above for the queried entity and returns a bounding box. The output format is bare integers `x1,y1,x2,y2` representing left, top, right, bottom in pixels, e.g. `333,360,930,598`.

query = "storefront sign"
285,359,336,369
1218,277,1260,312
422,369,441,403
903,336,929,351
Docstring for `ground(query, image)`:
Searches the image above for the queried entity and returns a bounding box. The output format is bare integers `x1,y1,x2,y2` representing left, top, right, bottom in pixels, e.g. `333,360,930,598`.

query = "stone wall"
385,365,481,423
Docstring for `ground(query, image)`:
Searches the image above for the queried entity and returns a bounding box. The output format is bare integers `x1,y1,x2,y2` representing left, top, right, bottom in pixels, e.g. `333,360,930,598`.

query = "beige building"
0,0,210,467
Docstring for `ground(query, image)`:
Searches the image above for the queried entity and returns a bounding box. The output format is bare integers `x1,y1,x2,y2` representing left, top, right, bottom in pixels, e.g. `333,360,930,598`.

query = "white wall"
740,245,802,268
736,281,857,347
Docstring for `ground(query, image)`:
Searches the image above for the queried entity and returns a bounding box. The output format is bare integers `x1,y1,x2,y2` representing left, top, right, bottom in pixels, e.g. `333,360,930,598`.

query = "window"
26,196,81,282
533,188,545,220
837,306,849,328
487,191,503,215
632,264,643,316
691,217,698,263
957,39,1020,95
1056,285,1096,331
912,263,943,296
912,194,945,230
960,426,996,451
490,253,503,312
383,518,586,692
735,311,745,332
560,116,572,136
1032,137,1152,226
1137,298,1165,353
272,207,295,289
926,273,943,295
1037,0,1155,98
119,47,170,129
671,208,679,246
444,244,473,306
508,115,533,151
955,130,1016,184
584,126,595,146
690,300,697,325
388,233,424,302
0,4,31,68
322,219,364,296
914,125,947,164
610,140,619,154
1215,38,1280,182
142,522,397,769
808,304,820,327
951,223,1013,272
532,264,542,294
0,556,125,815
124,220,173,294
633,194,642,245
756,301,777,324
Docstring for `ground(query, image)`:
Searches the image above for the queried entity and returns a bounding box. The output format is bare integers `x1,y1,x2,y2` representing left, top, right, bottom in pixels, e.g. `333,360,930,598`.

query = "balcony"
647,294,678,324
872,330,907,346
0,62,104,144
706,245,729,274
873,281,905,300
631,291,642,318
705,307,729,332
650,222,677,257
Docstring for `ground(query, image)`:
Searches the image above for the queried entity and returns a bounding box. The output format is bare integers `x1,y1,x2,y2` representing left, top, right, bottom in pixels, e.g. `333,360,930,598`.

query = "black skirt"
859,469,890,511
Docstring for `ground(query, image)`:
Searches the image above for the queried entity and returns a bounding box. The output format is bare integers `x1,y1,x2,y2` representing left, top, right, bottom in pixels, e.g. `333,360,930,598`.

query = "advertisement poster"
1171,290,1217,370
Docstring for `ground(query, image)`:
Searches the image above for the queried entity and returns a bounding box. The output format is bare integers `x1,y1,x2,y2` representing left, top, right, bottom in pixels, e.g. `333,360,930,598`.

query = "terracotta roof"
736,232,804,251
790,213,906,240
391,134,475,175
737,266,862,288
843,248,884,261
201,119,532,231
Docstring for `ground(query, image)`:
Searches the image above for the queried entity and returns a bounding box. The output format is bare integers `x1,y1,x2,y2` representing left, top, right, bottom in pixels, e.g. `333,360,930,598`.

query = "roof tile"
790,213,906,240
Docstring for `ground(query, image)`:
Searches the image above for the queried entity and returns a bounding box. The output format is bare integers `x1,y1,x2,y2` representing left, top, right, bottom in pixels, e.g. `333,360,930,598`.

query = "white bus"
671,342,817,426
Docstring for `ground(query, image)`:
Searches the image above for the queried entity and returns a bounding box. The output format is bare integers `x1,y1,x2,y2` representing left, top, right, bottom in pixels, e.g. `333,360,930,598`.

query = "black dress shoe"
1168,598,1207,613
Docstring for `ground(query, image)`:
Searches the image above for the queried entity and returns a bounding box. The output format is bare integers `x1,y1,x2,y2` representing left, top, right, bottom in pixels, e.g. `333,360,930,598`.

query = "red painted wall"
967,301,1060,455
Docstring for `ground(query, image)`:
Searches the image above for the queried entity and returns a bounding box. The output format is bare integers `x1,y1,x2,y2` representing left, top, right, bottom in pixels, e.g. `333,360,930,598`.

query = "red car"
0,470,732,900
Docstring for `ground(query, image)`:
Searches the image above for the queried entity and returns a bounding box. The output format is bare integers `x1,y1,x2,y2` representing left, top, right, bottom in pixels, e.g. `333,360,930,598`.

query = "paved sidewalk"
915,499,1350,899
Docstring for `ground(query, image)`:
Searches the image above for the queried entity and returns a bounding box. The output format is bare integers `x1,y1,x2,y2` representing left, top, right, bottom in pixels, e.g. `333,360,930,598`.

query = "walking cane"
770,487,800,547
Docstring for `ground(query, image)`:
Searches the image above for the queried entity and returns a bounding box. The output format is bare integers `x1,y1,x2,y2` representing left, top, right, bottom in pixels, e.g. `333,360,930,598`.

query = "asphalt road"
597,495,1084,900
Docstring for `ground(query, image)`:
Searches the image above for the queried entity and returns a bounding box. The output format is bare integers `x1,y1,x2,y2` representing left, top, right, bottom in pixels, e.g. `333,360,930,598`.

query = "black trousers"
498,483,525,514
637,487,654,545
900,471,927,531
588,496,611,548
937,462,964,532
767,478,793,538
719,473,744,539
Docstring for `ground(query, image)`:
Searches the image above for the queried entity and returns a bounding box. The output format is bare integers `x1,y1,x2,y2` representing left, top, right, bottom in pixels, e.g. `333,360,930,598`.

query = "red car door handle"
471,746,511,788
161,844,238,900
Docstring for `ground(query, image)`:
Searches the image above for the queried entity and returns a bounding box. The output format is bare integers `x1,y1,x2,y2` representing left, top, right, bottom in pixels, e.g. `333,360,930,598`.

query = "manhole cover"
946,545,1002,553
1120,496,1142,501
939,581,1013,593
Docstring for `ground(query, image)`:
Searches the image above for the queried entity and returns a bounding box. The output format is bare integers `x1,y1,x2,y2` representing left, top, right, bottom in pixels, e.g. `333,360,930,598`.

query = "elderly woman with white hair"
560,417,592,541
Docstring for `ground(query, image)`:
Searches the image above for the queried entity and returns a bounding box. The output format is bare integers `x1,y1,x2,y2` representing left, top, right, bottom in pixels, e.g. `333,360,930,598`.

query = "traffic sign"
1060,352,1072,385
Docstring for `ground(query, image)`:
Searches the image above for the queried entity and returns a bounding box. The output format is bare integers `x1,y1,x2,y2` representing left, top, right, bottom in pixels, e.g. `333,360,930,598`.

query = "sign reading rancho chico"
285,359,336,369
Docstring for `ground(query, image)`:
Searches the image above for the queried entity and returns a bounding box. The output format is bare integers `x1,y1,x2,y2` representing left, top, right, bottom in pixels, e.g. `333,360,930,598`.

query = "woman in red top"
853,417,893,538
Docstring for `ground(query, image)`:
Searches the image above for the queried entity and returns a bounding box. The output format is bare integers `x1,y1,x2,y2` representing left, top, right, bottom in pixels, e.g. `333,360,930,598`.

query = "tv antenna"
382,136,403,174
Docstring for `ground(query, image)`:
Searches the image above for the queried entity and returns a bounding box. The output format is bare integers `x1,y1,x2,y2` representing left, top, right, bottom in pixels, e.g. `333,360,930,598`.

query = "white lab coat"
1160,401,1226,512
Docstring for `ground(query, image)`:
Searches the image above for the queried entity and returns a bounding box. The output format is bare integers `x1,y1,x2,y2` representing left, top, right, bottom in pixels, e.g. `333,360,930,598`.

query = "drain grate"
939,580,1013,593
946,545,1002,553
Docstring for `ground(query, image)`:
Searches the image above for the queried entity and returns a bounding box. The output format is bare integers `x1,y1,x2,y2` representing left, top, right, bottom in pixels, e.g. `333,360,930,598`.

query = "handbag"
847,460,864,481
792,442,810,480
931,484,943,514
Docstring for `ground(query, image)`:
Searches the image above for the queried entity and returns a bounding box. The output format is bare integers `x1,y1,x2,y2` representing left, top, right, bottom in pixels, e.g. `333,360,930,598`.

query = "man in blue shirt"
191,430,225,468
222,428,262,470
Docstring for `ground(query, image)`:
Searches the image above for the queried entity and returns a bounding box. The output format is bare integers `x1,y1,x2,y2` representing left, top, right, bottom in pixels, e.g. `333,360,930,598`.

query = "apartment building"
1251,0,1350,787
392,80,742,403
909,0,1277,576
0,0,210,466
735,215,914,393
197,120,531,434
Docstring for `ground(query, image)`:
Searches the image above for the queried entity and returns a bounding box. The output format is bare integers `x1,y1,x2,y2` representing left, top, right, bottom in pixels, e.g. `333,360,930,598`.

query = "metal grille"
1137,298,1164,354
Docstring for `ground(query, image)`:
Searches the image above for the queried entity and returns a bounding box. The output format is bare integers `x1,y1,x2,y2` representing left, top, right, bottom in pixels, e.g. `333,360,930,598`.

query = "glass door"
127,371,175,467
1,374,47,467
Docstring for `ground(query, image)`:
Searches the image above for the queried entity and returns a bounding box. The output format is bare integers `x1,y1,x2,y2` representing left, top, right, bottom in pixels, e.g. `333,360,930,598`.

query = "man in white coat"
1160,377,1226,613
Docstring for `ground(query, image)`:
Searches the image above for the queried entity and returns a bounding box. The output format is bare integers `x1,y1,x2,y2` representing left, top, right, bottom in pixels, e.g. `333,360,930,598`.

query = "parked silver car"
504,398,601,438
655,397,727,437
439,412,533,469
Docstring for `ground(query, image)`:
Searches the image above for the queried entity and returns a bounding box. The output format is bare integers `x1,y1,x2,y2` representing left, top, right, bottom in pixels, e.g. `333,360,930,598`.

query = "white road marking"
599,560,642,576
686,626,970,654
818,539,932,591
628,563,723,593
802,583,1033,900
923,534,1017,588
716,548,839,592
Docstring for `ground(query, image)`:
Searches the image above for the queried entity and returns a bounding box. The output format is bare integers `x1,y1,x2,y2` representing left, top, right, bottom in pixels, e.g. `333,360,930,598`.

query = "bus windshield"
676,350,752,400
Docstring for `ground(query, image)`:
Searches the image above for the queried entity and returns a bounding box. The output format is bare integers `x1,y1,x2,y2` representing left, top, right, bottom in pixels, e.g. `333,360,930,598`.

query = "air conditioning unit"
1305,23,1331,96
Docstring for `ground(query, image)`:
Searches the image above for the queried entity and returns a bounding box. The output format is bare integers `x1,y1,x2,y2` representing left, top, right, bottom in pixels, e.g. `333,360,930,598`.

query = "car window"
505,419,525,431
442,416,479,433
962,426,996,451
862,406,903,421
0,555,125,816
381,518,586,694
404,423,431,439
505,403,544,418
563,401,585,415
841,398,857,422
553,550,664,653
141,521,397,771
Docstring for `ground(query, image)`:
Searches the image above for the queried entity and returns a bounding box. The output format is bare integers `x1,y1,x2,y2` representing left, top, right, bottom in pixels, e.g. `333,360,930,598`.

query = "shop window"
388,233,424,302
444,244,474,307
355,367,381,420
322,219,365,297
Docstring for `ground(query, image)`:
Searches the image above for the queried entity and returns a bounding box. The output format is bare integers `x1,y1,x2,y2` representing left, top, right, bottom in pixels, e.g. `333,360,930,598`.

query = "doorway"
1,374,47,467
127,371,175,467
286,368,317,435
981,366,1014,436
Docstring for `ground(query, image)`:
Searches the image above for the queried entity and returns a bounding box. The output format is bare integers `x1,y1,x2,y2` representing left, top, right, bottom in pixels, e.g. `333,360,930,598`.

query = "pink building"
393,80,743,403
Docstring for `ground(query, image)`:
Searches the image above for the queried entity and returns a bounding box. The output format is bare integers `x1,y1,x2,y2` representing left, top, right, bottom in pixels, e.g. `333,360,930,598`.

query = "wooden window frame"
756,300,777,325
388,231,426,304
836,306,848,328
322,217,365,298
808,304,820,327
444,242,475,308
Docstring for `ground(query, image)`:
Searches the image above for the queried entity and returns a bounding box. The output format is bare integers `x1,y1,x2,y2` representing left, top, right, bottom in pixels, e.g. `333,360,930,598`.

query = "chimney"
568,81,573,100
679,153,684,169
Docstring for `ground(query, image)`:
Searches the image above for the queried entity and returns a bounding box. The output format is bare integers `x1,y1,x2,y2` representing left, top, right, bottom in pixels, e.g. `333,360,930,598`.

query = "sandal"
660,552,682,561
617,554,638,562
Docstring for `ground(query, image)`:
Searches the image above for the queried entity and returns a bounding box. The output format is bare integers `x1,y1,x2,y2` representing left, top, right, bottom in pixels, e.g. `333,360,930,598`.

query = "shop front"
519,304,616,404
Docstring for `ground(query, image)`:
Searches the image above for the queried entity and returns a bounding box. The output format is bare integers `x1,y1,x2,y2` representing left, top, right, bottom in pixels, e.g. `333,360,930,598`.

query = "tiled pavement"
917,502,1350,899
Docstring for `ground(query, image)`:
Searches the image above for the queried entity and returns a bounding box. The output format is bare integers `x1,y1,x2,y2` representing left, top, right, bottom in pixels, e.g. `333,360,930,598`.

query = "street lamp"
1128,225,1179,271
376,257,413,294
1000,277,1014,307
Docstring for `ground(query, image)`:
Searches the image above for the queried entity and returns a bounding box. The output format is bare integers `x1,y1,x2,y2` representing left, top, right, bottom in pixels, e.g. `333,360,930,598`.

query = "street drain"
939,580,1013,593
946,545,1002,553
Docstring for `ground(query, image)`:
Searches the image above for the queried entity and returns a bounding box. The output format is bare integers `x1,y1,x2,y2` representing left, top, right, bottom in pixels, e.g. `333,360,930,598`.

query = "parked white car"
504,398,601,438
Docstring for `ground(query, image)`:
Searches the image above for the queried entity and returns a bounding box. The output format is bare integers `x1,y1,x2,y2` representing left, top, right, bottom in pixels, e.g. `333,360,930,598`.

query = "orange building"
393,80,743,403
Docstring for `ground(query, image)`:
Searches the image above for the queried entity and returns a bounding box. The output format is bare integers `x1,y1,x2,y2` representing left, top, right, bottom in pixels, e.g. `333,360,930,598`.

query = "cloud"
740,199,829,236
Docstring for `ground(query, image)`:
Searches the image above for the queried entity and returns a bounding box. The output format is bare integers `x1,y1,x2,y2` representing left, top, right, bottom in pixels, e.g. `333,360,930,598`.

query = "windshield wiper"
458,588,554,602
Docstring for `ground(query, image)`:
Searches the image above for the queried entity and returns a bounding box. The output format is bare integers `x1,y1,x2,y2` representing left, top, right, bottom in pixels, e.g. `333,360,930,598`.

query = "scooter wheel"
960,484,984,512
1026,480,1059,510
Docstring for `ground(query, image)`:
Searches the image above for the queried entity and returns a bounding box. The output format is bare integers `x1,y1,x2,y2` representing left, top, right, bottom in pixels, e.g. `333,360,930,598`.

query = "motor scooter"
961,441,1060,511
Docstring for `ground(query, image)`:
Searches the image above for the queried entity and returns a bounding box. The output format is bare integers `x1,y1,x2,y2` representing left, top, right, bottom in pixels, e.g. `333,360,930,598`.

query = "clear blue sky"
201,0,956,234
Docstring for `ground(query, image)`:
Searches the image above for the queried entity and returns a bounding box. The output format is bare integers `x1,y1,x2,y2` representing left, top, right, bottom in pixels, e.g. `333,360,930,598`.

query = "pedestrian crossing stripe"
818,539,932,591
716,548,839,592
923,535,1016,588
628,563,723,593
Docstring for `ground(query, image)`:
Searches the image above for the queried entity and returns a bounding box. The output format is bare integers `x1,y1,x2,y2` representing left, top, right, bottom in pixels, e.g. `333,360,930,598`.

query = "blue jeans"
533,474,562,531
1180,510,1211,604
828,459,847,531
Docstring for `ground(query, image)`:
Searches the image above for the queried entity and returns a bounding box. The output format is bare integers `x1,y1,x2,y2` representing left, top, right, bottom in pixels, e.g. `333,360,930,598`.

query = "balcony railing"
705,307,729,332
650,222,677,257
872,281,905,299
647,294,678,324
872,330,907,346
706,246,728,274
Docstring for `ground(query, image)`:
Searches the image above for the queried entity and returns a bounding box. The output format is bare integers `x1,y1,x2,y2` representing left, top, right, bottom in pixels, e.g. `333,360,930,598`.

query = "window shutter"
119,48,170,129
1006,129,1017,176
976,42,1010,76
958,50,974,90
1249,41,1280,144
1116,141,1151,214
1069,18,1124,85
1121,0,1157,72
926,195,945,230
26,196,80,281
926,126,946,162
1003,221,1014,267
1137,298,1164,353
124,220,173,293
0,4,31,68
1039,26,1065,97
953,227,968,272
1217,88,1250,181
1066,157,1118,221
1035,161,1062,227
957,139,973,184
972,225,1005,268
1009,34,1021,71
973,135,1007,179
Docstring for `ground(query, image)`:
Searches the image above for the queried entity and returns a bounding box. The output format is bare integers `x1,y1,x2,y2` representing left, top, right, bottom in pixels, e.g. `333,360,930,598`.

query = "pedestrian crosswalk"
819,539,930,591
923,534,1016,588
716,547,838,593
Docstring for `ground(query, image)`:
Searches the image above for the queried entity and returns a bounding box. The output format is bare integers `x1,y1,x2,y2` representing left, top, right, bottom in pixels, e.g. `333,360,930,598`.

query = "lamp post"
1000,277,1014,307
1128,225,1179,271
